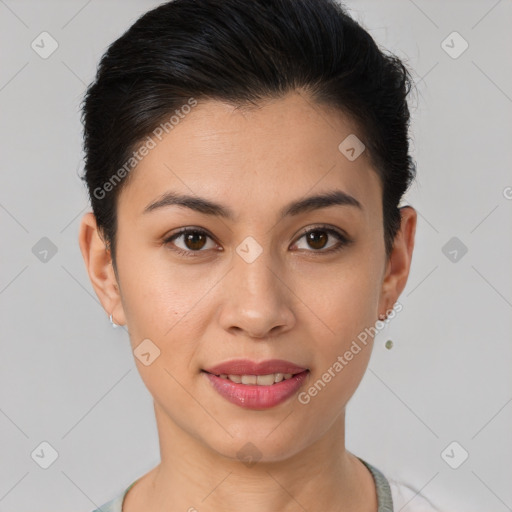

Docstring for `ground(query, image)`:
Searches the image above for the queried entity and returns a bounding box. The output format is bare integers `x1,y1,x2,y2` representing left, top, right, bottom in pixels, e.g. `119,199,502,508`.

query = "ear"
78,212,126,326
378,206,417,316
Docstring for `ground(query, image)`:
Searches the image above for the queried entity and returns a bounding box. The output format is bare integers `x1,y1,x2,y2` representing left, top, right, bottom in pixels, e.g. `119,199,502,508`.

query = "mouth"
201,358,309,386
201,367,310,409
201,369,308,386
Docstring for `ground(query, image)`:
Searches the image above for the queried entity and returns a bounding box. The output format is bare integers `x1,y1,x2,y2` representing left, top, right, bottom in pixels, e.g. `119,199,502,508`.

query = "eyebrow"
143,189,363,220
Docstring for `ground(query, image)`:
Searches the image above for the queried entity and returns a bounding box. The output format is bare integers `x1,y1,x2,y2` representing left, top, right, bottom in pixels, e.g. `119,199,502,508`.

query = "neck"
124,401,377,512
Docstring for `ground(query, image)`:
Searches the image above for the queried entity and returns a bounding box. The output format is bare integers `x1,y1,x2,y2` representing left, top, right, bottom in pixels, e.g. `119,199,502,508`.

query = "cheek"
298,254,382,338
295,254,381,399
117,242,210,337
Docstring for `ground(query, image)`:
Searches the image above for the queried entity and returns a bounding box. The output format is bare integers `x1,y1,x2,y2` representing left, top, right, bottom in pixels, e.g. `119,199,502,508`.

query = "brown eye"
305,230,328,250
183,231,207,250
292,226,351,254
164,228,217,256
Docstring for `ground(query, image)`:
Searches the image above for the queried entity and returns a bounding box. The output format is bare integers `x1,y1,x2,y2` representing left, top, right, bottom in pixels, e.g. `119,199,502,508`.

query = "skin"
79,91,416,512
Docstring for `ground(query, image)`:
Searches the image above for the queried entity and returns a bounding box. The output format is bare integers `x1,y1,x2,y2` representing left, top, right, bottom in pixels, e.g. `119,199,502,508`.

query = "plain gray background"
1,0,511,511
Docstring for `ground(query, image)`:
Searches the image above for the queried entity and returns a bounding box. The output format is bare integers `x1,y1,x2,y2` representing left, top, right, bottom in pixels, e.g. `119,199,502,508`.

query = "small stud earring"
109,313,119,328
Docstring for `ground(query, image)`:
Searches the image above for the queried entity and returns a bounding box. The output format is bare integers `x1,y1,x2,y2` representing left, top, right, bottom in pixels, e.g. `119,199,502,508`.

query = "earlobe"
378,206,417,316
78,212,126,326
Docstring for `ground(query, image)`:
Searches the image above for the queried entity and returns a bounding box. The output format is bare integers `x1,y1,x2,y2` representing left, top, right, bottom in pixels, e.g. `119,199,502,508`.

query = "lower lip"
203,370,309,410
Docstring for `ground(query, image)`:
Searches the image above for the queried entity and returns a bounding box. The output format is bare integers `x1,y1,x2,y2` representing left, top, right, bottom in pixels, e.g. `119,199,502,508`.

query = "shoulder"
388,477,442,512
91,474,144,512
90,492,125,512
358,457,443,512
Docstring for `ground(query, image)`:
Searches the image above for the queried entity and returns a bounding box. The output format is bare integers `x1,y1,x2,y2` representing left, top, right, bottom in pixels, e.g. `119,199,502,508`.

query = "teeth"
241,375,257,385
256,374,275,385
217,373,295,385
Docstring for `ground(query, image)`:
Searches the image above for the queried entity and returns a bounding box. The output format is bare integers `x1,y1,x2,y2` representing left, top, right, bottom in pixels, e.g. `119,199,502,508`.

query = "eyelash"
163,225,352,258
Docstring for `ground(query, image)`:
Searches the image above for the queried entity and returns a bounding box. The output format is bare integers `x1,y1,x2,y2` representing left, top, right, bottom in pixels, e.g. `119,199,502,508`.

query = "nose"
217,244,296,339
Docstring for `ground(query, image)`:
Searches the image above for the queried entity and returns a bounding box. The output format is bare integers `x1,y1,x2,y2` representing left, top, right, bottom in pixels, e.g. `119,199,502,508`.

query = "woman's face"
82,91,413,462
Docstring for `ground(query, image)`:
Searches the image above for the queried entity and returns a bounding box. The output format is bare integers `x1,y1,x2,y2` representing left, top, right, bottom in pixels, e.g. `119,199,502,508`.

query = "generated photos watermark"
93,97,198,200
298,301,403,405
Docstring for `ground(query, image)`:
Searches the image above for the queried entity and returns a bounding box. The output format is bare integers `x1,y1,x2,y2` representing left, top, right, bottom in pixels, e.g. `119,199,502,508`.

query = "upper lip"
203,359,308,376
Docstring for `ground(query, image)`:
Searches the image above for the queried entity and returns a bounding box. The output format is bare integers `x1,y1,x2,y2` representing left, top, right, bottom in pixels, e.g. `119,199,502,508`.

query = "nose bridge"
234,235,283,307
218,234,295,337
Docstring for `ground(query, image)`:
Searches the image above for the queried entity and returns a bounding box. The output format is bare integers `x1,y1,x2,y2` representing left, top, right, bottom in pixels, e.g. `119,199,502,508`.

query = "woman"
78,0,436,510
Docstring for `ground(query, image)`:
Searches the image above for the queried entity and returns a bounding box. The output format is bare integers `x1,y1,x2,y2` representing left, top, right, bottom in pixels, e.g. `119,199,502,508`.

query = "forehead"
117,92,382,225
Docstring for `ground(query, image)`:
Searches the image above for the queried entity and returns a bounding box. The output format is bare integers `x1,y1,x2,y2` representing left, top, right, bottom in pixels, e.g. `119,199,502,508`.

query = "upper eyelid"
296,224,348,238
292,226,349,249
167,227,217,243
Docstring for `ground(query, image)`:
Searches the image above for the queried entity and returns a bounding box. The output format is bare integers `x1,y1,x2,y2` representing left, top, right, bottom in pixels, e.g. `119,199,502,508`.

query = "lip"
202,358,308,376
203,370,310,409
